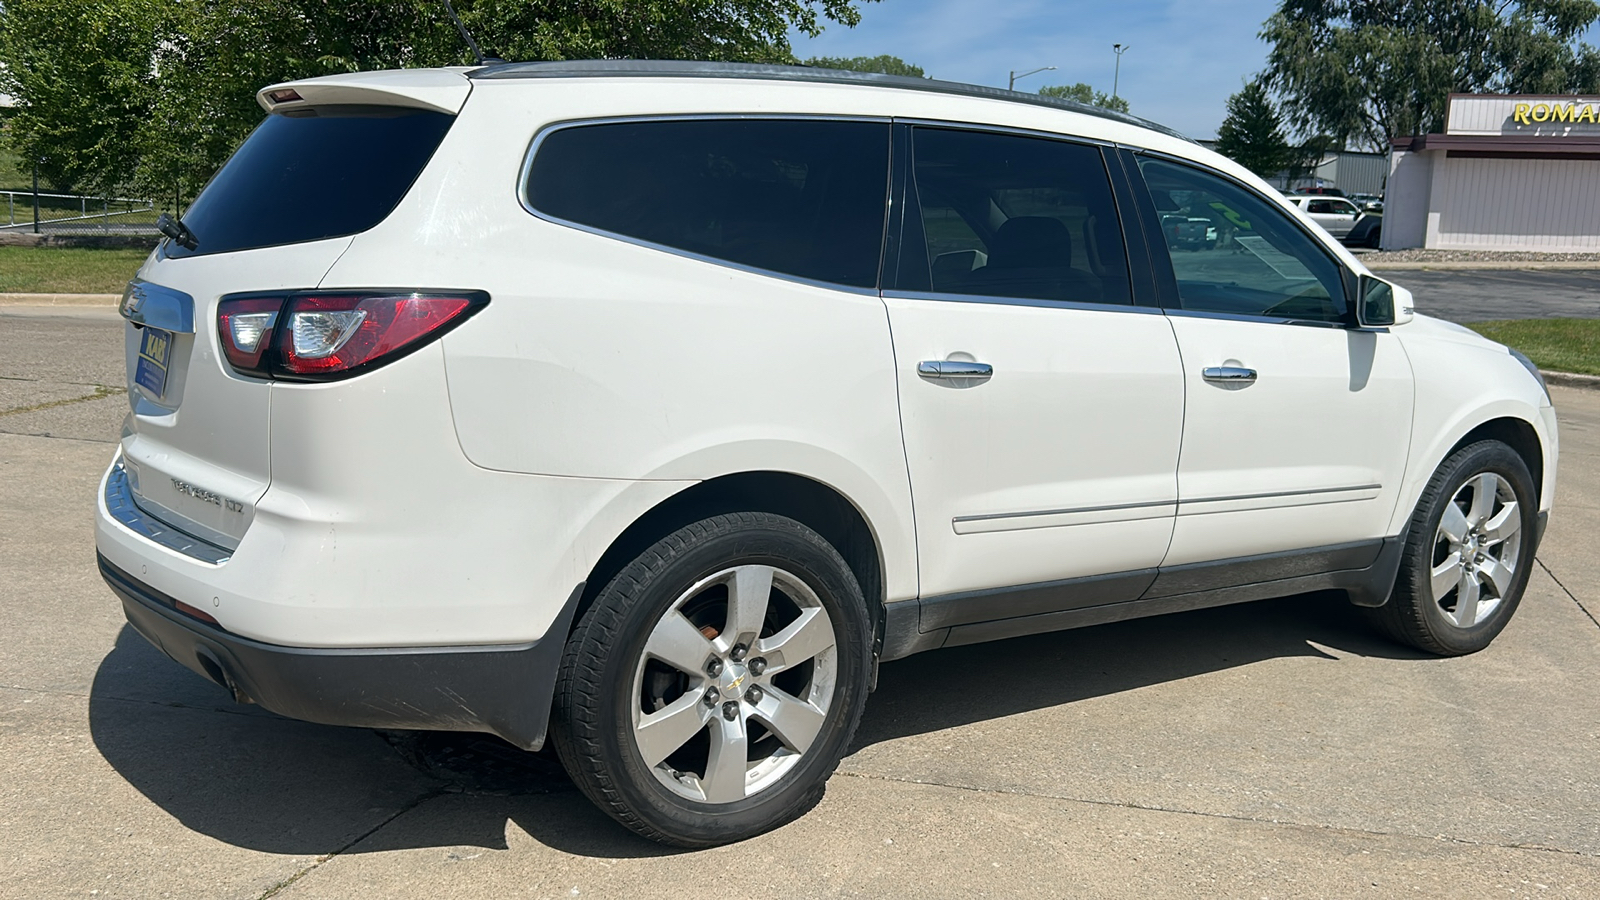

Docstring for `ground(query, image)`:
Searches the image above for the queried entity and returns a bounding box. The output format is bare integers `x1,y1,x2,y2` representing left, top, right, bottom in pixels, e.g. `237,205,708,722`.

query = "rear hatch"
120,84,462,553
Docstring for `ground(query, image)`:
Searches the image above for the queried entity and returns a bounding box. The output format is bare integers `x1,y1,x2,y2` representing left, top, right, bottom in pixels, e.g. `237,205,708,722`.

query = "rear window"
523,119,891,288
168,106,454,258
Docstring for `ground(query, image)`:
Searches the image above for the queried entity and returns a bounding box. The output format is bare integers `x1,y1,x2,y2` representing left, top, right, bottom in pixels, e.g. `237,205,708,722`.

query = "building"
1384,93,1600,251
1195,140,1387,195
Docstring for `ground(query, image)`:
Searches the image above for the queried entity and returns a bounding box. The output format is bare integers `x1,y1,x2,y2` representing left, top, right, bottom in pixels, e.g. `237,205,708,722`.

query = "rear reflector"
217,290,487,381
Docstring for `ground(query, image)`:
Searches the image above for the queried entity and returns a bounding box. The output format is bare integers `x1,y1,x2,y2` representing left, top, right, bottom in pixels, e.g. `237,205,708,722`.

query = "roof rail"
469,59,1191,142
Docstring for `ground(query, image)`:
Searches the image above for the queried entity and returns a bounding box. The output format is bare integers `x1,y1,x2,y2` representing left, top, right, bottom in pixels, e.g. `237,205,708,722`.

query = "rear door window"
523,119,891,288
908,127,1132,305
169,106,455,258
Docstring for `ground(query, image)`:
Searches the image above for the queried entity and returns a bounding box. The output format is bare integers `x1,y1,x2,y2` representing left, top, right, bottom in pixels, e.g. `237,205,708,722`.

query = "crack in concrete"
1537,557,1600,630
0,383,125,418
1,682,268,720
834,769,1598,859
256,789,448,900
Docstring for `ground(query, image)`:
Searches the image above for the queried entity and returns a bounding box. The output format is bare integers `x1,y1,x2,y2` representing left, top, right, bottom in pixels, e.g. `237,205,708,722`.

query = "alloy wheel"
1430,472,1523,628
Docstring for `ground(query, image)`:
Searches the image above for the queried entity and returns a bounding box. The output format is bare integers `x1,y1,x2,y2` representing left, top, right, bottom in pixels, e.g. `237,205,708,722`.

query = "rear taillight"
216,290,487,381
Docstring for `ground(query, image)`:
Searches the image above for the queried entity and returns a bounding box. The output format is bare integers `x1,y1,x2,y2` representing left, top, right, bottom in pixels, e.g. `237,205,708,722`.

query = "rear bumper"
100,554,580,750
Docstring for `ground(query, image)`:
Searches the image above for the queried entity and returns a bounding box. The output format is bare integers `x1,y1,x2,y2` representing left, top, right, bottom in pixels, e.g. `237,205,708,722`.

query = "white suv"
96,61,1558,846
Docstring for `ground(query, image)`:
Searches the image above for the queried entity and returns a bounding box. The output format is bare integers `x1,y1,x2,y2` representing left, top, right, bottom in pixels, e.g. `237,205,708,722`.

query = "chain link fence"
1,190,159,235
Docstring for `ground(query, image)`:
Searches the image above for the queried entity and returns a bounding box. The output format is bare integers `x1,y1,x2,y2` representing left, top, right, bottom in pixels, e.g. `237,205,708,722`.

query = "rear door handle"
1202,365,1256,383
918,360,993,381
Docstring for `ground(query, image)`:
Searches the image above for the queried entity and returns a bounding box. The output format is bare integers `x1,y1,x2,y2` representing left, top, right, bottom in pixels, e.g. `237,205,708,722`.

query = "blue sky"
787,0,1301,139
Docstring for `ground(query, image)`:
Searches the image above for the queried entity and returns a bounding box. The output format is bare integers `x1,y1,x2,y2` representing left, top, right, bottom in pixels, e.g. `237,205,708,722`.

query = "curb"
1541,370,1600,391
1363,260,1600,271
0,293,120,306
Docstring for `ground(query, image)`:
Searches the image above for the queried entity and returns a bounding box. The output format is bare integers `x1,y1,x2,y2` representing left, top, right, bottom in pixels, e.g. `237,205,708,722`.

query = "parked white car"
1286,194,1366,239
97,61,1558,847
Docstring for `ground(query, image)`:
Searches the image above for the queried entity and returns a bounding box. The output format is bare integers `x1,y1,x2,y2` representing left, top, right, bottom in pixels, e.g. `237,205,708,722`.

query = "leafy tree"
0,0,879,204
804,54,925,77
0,0,165,194
1215,78,1293,178
1262,1,1600,149
1039,82,1130,113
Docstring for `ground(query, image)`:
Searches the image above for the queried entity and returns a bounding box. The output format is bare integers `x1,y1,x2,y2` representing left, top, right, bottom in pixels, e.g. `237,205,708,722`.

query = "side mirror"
1357,274,1412,327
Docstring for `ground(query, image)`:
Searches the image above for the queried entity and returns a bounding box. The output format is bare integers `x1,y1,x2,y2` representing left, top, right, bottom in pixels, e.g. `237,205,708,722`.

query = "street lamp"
1112,44,1130,100
1008,66,1056,91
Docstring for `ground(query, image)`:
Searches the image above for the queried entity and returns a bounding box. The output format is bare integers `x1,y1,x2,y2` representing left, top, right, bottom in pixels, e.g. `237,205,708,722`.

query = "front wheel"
1367,440,1539,655
551,512,872,846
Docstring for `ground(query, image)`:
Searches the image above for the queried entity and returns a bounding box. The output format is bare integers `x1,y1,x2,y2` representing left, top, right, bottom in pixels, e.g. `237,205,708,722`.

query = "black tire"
1367,225,1382,249
1366,440,1539,655
550,512,872,847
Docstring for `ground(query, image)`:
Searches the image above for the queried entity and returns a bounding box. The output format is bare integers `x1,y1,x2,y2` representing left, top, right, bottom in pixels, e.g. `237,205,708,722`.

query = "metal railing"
1,190,158,233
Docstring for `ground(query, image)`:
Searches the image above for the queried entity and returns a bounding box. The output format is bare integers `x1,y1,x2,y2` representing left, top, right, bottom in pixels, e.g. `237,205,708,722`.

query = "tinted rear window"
168,106,454,258
524,119,890,288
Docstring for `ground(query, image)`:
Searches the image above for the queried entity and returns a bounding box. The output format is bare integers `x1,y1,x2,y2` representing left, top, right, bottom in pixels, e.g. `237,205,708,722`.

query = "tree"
0,0,881,203
1039,82,1130,113
1262,1,1600,149
804,54,925,77
1215,78,1293,178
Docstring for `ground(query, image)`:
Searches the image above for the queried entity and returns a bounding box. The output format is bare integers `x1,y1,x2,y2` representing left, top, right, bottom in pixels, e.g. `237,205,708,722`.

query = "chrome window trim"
105,458,232,565
516,113,892,297
881,289,1160,315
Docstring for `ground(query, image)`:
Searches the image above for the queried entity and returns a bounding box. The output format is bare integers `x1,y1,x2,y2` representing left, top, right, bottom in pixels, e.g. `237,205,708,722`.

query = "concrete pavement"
3,307,1599,898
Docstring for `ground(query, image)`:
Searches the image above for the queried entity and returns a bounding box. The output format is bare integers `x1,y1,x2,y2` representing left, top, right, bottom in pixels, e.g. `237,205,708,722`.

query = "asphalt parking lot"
1382,268,1600,323
4,301,1600,898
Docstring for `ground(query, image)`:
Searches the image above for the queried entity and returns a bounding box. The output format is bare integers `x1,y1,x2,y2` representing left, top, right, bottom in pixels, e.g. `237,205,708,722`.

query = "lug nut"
722,701,739,721
748,657,767,676
730,644,748,662
706,657,723,677
745,685,764,704
703,688,719,707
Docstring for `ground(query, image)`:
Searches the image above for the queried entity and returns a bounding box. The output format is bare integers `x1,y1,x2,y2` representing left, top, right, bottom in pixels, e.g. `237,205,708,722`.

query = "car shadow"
88,590,1426,859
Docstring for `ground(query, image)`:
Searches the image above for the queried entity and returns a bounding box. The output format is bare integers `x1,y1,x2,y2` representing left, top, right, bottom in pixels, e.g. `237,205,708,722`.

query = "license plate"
135,327,174,399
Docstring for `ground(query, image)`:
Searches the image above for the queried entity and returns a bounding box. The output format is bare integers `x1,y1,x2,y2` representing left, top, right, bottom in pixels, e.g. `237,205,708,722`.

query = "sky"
787,0,1301,140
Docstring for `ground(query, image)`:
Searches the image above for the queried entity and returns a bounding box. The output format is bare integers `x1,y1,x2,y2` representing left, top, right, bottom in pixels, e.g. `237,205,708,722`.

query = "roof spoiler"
257,70,472,116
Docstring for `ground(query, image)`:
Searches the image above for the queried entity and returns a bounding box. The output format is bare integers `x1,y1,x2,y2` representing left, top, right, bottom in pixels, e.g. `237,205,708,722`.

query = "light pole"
1008,66,1056,91
1112,43,1130,100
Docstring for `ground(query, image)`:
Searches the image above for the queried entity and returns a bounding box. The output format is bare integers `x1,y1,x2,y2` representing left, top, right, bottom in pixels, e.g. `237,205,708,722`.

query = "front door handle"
1202,365,1256,383
918,360,993,381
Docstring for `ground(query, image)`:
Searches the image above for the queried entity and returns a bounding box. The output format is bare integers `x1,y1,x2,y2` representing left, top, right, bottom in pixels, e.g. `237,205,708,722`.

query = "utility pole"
1008,65,1056,91
1112,44,1130,101
32,160,40,234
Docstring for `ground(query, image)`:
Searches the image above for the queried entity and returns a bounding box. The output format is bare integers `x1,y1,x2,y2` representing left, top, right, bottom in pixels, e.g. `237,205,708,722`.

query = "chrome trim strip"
882,289,1161,314
515,114,888,297
1184,484,1383,505
119,280,196,334
105,460,232,565
955,497,1174,525
952,484,1383,533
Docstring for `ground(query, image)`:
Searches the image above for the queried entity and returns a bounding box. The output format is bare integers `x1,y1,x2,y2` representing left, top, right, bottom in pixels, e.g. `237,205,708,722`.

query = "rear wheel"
1367,441,1538,655
551,512,872,846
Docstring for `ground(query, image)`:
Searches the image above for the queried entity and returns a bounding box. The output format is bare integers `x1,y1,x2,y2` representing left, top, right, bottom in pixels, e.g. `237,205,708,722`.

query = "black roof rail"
469,59,1192,142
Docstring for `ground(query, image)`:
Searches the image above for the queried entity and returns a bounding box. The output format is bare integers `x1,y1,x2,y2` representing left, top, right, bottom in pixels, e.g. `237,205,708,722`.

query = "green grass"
0,246,149,294
1468,318,1600,376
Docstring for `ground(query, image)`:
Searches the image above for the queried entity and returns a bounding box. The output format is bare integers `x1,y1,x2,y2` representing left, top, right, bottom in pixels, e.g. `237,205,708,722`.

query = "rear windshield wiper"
156,213,199,251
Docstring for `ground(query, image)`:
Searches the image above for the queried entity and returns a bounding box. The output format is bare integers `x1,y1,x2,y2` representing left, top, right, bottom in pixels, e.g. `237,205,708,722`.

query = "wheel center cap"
718,662,750,700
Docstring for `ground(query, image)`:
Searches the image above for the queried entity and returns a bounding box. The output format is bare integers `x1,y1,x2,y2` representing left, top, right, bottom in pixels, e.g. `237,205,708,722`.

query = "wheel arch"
575,471,889,652
1450,416,1544,504
1388,404,1550,538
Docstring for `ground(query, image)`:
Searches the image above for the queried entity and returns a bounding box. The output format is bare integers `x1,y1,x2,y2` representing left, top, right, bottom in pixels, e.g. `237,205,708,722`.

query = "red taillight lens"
282,294,475,376
218,296,284,375
216,290,486,381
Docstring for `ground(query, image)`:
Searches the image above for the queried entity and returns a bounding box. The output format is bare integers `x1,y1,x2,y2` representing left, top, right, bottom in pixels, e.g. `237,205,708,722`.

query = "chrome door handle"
918,360,993,380
1202,365,1256,383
